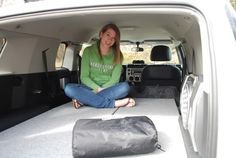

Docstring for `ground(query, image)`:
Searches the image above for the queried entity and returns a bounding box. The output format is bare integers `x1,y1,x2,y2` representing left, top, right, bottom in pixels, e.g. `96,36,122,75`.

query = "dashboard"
126,64,146,82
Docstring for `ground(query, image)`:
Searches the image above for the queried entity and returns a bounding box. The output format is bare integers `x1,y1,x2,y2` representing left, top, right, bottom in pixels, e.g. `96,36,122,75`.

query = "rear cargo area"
0,98,187,158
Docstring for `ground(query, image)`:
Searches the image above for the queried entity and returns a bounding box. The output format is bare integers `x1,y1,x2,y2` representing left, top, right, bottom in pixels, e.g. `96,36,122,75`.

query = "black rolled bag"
72,116,159,158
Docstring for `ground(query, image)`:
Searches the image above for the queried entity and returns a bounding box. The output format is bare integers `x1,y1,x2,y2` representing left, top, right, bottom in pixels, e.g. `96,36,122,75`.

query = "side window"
55,43,67,67
230,0,236,10
0,37,6,56
79,43,92,56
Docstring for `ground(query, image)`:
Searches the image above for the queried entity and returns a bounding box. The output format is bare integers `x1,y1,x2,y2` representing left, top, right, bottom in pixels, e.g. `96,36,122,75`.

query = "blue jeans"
64,82,130,108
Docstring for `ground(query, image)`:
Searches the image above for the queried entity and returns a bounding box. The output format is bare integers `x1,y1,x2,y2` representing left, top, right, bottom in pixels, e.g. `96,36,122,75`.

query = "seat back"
141,45,182,90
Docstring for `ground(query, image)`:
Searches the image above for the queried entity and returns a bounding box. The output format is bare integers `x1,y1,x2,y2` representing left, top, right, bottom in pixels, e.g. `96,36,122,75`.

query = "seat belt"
42,48,55,98
42,48,49,81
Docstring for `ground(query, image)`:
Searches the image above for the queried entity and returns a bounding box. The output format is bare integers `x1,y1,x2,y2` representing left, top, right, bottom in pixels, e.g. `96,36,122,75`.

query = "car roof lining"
0,6,198,42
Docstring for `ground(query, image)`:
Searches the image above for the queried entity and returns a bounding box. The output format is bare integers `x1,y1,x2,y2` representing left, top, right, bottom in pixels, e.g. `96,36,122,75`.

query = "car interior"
0,4,210,158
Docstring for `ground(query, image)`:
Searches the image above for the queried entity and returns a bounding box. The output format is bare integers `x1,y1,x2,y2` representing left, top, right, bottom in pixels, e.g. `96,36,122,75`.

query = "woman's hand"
97,87,105,93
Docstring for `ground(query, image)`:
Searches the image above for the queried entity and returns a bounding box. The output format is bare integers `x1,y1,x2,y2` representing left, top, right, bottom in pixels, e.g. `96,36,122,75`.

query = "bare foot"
114,98,136,108
126,98,136,107
72,99,82,109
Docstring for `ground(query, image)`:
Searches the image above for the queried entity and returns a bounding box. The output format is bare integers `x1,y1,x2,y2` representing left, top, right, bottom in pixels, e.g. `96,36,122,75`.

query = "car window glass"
80,42,180,65
121,43,180,65
55,43,66,67
226,2,236,40
79,43,92,56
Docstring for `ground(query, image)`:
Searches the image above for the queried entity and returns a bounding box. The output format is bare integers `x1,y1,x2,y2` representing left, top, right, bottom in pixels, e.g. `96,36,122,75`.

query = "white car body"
0,0,235,158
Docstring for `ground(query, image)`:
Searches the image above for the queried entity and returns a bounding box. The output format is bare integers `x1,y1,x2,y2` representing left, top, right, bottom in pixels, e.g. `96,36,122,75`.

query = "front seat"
141,45,182,91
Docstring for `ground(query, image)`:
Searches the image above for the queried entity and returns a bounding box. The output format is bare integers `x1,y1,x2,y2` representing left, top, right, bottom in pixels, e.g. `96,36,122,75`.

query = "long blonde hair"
99,23,123,64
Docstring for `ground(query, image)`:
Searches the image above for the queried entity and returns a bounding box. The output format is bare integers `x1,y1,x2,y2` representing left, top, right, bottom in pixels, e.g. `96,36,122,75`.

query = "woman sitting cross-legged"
64,23,135,109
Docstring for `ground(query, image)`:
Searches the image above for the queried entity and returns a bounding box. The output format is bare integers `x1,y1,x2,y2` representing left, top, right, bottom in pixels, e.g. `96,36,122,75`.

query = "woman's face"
100,28,116,48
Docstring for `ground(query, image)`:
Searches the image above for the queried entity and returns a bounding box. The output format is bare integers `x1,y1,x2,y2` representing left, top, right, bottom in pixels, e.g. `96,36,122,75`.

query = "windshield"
121,43,180,65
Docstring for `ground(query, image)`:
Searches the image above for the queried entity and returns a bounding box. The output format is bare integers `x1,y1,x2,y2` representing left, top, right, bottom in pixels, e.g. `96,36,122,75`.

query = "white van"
0,0,235,158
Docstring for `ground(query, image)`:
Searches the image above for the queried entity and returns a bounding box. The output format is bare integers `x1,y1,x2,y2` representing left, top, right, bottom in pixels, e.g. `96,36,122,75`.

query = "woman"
65,23,135,108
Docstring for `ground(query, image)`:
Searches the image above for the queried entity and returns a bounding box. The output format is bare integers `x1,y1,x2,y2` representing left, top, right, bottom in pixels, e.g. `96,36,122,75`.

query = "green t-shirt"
81,43,122,91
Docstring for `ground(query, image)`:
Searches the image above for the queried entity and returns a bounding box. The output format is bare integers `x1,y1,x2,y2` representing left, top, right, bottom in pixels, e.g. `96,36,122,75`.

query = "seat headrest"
150,45,172,61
